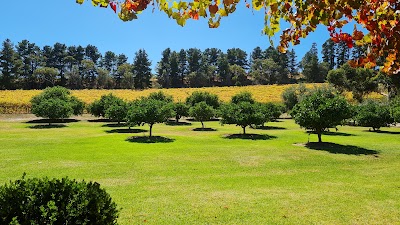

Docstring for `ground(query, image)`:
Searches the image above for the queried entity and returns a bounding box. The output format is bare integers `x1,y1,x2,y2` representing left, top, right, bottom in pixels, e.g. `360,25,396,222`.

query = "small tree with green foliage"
88,94,123,118
355,100,394,131
126,98,173,137
173,102,189,123
291,88,352,143
186,91,220,109
30,86,84,124
262,102,283,121
390,97,400,123
189,101,215,129
105,99,128,124
148,91,174,103
220,102,264,134
0,175,119,225
231,92,255,104
281,84,308,112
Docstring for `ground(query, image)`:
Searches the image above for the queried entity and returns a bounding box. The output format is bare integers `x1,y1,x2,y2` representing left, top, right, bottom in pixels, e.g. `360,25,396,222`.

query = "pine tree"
132,49,152,89
322,39,336,70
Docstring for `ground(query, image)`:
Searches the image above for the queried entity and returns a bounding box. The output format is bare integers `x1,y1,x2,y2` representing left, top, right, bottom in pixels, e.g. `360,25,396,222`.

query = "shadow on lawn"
165,121,192,126
224,134,277,140
102,123,127,128
106,128,147,134
305,142,378,156
87,118,111,123
362,130,400,135
26,119,79,124
192,128,217,131
126,136,175,143
256,126,287,130
307,131,356,137
186,118,220,122
29,124,67,129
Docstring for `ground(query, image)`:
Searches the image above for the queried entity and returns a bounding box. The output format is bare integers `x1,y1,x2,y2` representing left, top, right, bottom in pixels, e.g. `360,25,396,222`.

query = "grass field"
0,116,399,224
0,84,384,113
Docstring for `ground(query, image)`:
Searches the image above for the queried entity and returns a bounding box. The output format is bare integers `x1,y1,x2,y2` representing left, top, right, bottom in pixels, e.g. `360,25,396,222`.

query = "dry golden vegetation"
0,84,384,114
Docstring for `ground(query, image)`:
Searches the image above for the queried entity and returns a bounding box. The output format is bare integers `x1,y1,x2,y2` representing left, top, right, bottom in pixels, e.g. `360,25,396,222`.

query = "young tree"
105,98,128,124
186,91,220,109
126,98,173,137
30,86,84,124
220,102,264,134
291,88,352,143
231,92,255,104
189,101,215,129
281,84,308,112
355,100,394,131
88,94,123,118
173,102,189,123
148,91,173,103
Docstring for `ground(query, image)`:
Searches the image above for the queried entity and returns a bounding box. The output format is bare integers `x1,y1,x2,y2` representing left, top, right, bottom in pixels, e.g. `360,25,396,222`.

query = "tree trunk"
201,121,204,129
149,124,153,137
317,130,322,143
176,115,180,123
243,126,246,135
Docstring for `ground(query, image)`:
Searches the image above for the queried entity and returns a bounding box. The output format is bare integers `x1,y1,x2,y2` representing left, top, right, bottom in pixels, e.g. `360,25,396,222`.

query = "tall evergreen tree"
178,49,187,87
102,51,118,87
322,39,336,70
217,53,231,86
187,48,202,74
250,46,265,64
156,48,172,88
132,49,152,89
85,44,101,65
52,43,68,86
117,54,128,66
287,49,298,80
227,48,248,70
170,51,180,88
301,43,326,83
336,41,351,67
0,39,20,89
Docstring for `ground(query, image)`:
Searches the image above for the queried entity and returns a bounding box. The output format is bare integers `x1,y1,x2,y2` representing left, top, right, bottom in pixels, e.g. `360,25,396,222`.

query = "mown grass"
0,117,399,224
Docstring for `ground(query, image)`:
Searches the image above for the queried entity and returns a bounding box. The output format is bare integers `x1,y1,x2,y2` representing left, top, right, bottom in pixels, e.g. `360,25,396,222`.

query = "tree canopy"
77,0,400,74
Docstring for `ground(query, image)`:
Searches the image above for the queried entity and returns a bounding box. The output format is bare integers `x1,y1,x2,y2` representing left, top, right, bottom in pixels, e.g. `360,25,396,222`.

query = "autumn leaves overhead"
76,0,399,74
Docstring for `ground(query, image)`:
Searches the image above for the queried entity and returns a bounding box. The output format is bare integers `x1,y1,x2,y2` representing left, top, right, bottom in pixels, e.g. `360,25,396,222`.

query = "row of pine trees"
0,38,362,90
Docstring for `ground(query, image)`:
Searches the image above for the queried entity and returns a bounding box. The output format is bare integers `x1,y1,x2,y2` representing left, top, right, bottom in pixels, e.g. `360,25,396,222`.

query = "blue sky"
0,0,336,69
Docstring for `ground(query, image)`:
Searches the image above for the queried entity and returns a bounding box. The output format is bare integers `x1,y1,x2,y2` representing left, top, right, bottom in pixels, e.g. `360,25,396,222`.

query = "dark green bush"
186,91,220,109
88,94,123,118
0,175,119,225
30,87,84,123
173,102,189,123
355,100,394,131
148,91,174,103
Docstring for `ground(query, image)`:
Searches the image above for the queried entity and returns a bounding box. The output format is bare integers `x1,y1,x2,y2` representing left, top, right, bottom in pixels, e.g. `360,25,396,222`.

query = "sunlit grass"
0,117,398,224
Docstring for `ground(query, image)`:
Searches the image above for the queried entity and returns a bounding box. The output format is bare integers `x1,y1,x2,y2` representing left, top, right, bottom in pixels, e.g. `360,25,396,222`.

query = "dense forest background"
0,38,383,91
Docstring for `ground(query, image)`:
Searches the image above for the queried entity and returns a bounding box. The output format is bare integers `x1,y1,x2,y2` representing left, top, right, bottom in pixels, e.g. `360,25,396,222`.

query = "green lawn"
0,117,399,224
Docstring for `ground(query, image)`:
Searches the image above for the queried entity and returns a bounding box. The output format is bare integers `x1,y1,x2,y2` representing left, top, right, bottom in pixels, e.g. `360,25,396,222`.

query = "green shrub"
30,86,84,123
88,94,123,118
220,102,264,134
0,175,119,225
291,87,352,142
355,100,394,131
262,102,283,121
105,99,128,124
281,84,308,112
186,91,220,109
189,101,215,129
148,91,173,103
173,102,189,123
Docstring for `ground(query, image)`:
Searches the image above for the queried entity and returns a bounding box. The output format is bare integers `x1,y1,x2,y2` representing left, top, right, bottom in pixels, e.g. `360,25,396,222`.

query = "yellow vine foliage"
0,84,383,114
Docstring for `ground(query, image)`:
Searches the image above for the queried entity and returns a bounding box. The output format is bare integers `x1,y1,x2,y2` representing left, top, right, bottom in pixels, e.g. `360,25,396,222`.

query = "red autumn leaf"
110,2,117,13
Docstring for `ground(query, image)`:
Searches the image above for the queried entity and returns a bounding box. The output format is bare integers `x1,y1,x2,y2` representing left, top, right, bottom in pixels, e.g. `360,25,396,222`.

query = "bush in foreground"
0,175,119,225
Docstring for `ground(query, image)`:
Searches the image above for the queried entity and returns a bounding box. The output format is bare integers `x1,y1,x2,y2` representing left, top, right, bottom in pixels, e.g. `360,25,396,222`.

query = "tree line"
1,38,395,93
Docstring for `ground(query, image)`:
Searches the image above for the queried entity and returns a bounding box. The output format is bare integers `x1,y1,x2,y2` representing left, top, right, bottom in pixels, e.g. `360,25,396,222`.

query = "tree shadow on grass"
102,123,127,128
106,128,147,134
224,134,277,140
165,121,192,126
88,118,111,123
192,128,217,131
126,136,175,143
256,126,287,130
186,118,220,122
306,131,356,137
305,142,378,156
29,124,67,129
363,130,400,135
26,119,79,124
